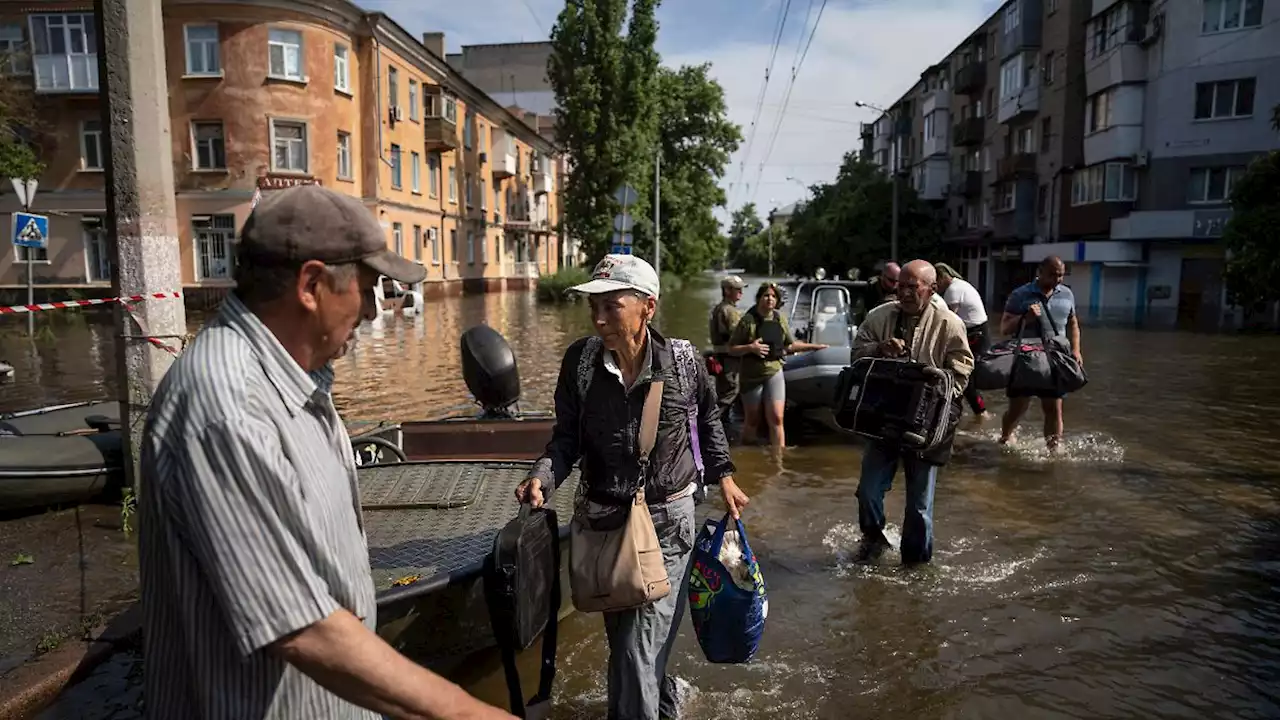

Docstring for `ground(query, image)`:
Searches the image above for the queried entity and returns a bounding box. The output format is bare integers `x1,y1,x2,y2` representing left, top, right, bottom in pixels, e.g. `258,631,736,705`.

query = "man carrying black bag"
850,260,974,565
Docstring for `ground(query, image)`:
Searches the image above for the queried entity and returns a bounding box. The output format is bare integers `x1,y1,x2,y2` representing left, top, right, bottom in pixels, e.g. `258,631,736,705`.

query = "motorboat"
778,277,869,411
0,400,125,512
372,275,425,317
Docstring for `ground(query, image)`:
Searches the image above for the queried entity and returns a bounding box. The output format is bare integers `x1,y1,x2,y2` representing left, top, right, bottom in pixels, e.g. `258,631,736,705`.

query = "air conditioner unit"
478,152,488,165
389,105,403,122
1133,149,1150,167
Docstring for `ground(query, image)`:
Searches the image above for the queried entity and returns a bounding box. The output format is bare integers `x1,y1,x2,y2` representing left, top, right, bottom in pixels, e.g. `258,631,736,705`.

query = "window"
1004,0,1020,32
1048,0,1059,12
1088,3,1131,58
337,132,352,179
982,146,991,171
1000,56,1023,99
390,144,402,189
478,124,487,153
465,172,473,206
428,153,440,197
405,150,418,193
271,120,307,172
450,229,458,264
409,80,419,121
448,166,457,202
28,13,97,92
1015,125,1034,153
1188,166,1246,203
1040,117,1051,153
0,25,29,75
986,88,995,115
1086,88,1114,133
974,99,984,117
192,121,226,169
413,225,423,262
464,111,474,149
80,119,102,170
267,28,303,80
444,96,458,122
184,24,220,75
393,223,403,257
430,227,440,263
388,66,398,108
996,183,1016,211
1202,0,1264,33
83,217,110,282
193,214,236,280
479,178,487,209
334,44,350,92
1037,183,1048,218
1194,78,1255,119
1071,163,1136,205
467,230,475,264
1043,51,1055,85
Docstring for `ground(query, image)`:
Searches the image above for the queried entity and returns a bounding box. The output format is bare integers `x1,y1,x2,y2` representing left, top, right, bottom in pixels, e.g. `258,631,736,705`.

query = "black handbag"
1006,304,1088,395
484,504,561,718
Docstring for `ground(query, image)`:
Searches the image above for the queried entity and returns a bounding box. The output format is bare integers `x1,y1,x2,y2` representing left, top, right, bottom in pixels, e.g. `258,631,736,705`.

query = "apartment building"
862,0,1279,328
0,0,562,302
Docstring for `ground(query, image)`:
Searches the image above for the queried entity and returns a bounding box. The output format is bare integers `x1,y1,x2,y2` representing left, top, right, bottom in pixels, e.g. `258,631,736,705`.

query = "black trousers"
963,323,989,415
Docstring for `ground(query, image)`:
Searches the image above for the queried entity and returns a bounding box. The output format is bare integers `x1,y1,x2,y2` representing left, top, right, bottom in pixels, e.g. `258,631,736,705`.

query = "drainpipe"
366,15,388,185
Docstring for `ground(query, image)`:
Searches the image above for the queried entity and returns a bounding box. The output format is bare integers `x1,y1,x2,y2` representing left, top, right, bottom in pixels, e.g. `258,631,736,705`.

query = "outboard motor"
460,325,522,418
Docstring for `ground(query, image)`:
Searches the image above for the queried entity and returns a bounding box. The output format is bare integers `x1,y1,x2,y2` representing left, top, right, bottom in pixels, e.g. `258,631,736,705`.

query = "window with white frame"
192,121,226,169
334,44,350,92
1071,162,1136,205
996,182,1016,211
448,166,457,202
271,119,307,172
467,230,475,264
1043,50,1056,84
428,153,440,197
464,111,474,149
413,225,423,262
83,216,110,282
1014,125,1034,153
1004,0,1020,32
1202,0,1264,34
193,214,236,280
444,95,458,122
999,55,1023,99
981,146,991,172
450,229,458,264
28,13,97,92
0,24,30,74
184,24,220,75
393,223,403,257
411,151,421,192
1188,166,1246,203
388,66,398,108
1088,3,1130,58
1086,88,1114,133
982,200,992,226
337,131,352,179
80,119,102,170
465,172,474,206
390,144,402,189
429,226,440,263
1194,78,1255,120
267,28,303,81
409,80,419,121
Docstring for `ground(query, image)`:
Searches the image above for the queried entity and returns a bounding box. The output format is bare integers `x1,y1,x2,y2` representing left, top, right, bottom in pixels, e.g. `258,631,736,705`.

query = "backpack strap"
576,335,603,401
669,339,705,479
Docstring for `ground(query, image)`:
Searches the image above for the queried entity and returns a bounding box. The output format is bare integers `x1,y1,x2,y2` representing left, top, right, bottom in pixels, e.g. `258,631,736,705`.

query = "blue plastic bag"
687,513,768,664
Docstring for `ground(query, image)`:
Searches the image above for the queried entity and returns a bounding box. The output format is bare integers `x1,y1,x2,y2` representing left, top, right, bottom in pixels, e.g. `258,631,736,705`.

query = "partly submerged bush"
536,266,591,303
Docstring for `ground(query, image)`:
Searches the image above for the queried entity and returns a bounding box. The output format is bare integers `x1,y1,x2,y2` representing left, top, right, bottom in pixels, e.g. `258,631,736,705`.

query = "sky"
361,0,1006,225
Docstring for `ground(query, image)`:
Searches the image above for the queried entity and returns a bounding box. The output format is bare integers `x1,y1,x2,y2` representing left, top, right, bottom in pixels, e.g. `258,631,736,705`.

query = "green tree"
548,0,662,263
782,153,943,278
1222,150,1280,315
727,203,764,266
738,225,783,275
653,63,741,277
0,48,45,182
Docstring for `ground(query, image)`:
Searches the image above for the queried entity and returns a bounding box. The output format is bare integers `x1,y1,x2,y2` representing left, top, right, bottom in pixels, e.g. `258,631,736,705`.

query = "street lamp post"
855,101,900,265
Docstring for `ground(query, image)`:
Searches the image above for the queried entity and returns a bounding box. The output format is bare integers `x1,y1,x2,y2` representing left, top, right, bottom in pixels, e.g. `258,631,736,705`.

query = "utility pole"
855,100,900,264
9,178,39,336
96,0,186,494
653,150,661,276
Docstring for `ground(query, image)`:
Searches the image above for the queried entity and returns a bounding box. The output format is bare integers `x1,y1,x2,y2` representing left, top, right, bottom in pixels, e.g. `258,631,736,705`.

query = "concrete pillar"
96,0,186,494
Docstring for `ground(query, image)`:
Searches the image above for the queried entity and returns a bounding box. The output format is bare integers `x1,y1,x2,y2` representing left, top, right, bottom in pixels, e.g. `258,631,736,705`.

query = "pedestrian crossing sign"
12,211,49,250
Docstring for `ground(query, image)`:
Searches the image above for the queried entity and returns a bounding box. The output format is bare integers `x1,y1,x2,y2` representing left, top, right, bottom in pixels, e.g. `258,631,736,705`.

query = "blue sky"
362,0,1006,222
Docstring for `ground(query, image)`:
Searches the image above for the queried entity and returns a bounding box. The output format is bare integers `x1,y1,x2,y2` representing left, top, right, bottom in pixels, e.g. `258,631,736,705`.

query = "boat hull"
0,401,124,512
783,346,849,410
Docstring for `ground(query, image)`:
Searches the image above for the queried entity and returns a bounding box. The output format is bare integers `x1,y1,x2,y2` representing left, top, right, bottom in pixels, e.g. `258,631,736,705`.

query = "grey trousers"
603,494,697,720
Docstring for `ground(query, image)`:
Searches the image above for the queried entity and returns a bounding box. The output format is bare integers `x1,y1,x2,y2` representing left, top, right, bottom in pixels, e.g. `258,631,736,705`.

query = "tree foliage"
653,63,741,277
548,0,662,263
726,203,763,266
779,153,943,278
1222,150,1280,311
0,49,45,182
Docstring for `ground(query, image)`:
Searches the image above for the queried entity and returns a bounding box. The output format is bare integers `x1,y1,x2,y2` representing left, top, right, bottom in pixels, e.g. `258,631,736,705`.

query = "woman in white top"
935,263,990,419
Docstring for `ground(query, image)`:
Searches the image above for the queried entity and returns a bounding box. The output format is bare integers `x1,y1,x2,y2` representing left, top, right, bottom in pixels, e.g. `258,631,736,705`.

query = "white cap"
569,254,661,299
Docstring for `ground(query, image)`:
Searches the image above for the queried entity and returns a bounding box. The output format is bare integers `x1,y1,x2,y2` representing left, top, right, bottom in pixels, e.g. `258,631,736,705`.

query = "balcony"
533,166,553,195
914,157,950,201
954,61,986,94
423,116,458,151
1109,209,1233,241
952,116,984,146
33,53,98,93
951,170,983,198
922,127,949,158
491,138,516,180
1083,125,1144,166
997,152,1037,179
993,179,1038,240
998,0,1043,59
1085,42,1147,96
997,82,1040,124
922,88,951,117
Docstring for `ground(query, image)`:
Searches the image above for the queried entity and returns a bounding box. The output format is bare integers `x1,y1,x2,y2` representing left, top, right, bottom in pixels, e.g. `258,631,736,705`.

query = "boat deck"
360,460,580,597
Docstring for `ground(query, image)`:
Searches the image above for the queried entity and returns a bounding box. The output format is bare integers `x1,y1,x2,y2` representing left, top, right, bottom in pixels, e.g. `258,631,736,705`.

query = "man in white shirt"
935,263,990,420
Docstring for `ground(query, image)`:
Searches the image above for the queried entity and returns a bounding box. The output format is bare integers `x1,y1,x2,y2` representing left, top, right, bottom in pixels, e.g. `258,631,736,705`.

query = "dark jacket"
530,327,735,505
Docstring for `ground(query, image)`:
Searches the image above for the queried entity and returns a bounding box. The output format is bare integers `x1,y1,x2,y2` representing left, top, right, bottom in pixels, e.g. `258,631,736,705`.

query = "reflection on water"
12,277,1280,718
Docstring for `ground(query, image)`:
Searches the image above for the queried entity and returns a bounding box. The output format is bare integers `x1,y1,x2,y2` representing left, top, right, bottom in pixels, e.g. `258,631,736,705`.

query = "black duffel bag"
970,340,1017,391
833,357,963,465
1005,305,1088,395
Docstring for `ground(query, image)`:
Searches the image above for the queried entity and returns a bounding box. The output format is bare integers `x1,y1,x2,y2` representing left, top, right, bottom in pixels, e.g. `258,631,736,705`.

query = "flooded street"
6,277,1280,718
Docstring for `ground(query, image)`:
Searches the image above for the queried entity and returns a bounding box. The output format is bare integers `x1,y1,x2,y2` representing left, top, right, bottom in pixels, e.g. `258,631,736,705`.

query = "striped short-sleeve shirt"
139,294,378,719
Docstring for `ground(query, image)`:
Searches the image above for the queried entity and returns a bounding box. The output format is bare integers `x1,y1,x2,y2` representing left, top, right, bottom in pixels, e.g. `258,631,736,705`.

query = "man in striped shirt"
139,185,513,719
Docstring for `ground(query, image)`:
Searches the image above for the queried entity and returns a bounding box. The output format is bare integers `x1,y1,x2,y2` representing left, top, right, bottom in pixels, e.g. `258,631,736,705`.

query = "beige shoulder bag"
569,379,672,613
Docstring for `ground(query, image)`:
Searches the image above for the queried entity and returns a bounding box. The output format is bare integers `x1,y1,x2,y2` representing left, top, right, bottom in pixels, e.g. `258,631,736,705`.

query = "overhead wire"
728,0,794,209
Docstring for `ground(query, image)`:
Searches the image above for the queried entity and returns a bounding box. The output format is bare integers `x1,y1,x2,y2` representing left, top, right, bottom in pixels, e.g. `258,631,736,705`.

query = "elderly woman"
728,282,828,452
515,254,749,720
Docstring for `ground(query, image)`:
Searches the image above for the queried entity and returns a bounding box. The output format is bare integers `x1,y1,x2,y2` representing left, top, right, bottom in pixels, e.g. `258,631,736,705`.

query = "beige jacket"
853,298,975,394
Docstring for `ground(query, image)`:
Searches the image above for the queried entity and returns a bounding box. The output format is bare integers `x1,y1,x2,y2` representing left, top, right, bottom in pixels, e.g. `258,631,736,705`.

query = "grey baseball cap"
570,254,661,299
239,184,426,285
720,275,745,290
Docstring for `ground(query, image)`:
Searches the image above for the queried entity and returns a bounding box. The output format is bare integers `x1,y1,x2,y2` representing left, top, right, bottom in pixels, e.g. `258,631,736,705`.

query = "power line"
728,0,794,208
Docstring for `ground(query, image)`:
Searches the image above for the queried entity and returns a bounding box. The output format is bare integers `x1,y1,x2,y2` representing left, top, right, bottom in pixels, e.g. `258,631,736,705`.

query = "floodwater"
6,276,1280,719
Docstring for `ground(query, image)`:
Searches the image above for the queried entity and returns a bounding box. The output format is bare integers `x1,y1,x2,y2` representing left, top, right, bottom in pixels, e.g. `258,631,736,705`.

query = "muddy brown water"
4,277,1280,719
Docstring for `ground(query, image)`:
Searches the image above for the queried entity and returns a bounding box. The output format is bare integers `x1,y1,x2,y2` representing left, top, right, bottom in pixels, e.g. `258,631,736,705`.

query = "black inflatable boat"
0,400,124,512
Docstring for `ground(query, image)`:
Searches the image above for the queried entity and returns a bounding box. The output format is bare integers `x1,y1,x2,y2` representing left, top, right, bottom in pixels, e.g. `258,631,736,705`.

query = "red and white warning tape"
0,291,182,315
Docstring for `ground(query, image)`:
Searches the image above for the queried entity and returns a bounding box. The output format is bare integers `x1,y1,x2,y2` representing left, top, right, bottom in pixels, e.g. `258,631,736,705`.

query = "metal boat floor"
360,460,579,593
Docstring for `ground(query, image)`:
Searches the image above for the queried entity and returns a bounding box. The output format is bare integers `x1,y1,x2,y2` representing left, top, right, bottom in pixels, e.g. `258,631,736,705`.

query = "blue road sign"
12,211,49,250
610,245,633,256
